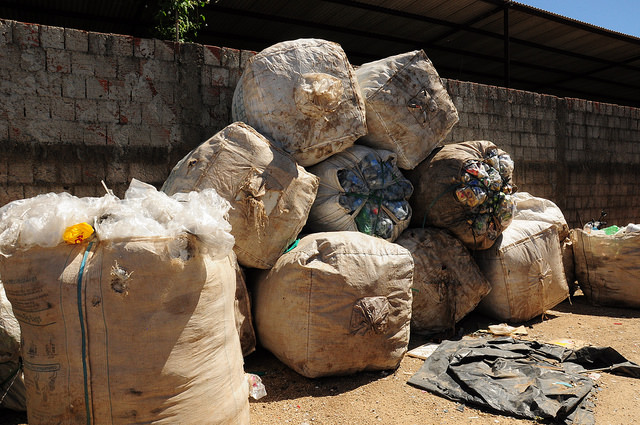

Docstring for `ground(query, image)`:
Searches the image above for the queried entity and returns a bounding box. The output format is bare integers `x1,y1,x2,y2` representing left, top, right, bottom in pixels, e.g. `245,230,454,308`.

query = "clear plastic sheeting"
0,179,234,259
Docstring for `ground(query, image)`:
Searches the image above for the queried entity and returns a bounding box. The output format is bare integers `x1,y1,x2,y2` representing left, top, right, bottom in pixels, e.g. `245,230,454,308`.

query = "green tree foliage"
153,0,212,42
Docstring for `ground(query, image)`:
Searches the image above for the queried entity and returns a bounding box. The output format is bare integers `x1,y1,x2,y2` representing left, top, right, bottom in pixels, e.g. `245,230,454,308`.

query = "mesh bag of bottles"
408,140,516,250
307,145,413,242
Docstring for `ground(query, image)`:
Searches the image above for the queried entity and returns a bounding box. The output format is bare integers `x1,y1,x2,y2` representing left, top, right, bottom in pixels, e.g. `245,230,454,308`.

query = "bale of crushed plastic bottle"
571,225,640,308
395,228,491,334
307,145,413,242
232,38,367,167
253,231,413,378
473,220,569,322
355,50,458,170
162,122,319,269
0,184,249,425
0,283,26,412
407,140,516,250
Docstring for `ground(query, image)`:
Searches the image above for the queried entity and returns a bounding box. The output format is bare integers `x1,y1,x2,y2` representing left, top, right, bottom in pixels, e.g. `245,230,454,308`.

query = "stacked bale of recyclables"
253,231,413,378
408,140,516,250
162,121,319,270
473,193,570,322
571,223,640,308
307,145,413,242
354,49,459,170
0,284,26,412
511,192,576,293
395,228,491,334
232,38,367,167
0,180,250,425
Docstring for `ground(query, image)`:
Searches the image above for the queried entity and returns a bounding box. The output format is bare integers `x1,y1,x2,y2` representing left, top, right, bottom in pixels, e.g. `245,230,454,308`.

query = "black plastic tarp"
408,337,640,424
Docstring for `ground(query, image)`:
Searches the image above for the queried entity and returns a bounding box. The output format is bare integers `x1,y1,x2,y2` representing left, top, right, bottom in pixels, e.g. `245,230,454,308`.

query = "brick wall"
0,19,254,201
441,80,640,228
1,19,639,228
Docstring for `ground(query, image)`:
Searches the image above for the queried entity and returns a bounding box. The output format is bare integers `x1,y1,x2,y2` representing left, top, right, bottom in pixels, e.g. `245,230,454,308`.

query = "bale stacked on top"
355,49,459,170
232,38,367,167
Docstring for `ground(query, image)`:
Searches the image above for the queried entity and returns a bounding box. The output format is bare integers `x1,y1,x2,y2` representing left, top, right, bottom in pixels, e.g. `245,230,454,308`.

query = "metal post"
504,1,511,88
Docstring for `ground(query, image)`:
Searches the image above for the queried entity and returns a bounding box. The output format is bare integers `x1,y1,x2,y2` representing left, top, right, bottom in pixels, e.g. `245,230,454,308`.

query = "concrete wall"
441,80,640,228
0,19,254,201
1,19,639,228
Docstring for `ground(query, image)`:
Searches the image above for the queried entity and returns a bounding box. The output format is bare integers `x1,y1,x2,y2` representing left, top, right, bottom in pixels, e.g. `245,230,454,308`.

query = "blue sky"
517,0,640,37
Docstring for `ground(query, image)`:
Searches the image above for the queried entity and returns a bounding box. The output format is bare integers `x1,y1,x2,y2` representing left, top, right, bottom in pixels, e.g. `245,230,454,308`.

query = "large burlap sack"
234,263,256,357
395,228,491,334
513,192,569,240
0,236,249,425
408,140,516,250
307,145,413,242
571,228,640,308
232,38,367,167
0,283,26,412
253,232,413,378
473,220,569,322
513,192,576,293
355,50,458,170
162,122,319,269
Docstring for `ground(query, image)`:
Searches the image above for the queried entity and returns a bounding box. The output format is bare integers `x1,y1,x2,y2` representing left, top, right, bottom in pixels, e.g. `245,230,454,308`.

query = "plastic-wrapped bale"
395,228,491,334
253,232,413,378
408,140,516,250
162,122,319,269
0,283,26,412
354,50,458,170
0,185,249,425
473,220,569,322
232,38,367,167
571,225,640,308
307,145,413,242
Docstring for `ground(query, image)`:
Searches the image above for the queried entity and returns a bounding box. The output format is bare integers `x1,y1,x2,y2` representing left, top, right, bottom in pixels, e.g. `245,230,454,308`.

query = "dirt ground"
2,290,639,425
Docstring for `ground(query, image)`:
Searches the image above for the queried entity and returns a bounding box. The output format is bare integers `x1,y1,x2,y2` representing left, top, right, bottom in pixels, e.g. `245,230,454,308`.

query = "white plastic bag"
0,179,234,259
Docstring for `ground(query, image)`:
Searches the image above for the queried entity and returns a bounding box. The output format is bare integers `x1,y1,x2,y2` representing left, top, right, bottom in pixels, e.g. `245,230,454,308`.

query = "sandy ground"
2,290,639,425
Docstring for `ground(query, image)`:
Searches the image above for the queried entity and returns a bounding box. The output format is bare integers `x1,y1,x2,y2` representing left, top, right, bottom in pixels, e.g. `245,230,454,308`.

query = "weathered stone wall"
442,80,640,228
0,19,254,201
1,19,639,228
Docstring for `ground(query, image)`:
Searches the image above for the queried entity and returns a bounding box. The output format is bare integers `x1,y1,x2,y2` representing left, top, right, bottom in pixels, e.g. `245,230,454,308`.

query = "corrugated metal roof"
1,0,639,107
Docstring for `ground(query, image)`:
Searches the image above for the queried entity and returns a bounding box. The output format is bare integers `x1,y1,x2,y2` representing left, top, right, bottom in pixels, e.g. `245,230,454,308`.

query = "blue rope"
77,241,94,425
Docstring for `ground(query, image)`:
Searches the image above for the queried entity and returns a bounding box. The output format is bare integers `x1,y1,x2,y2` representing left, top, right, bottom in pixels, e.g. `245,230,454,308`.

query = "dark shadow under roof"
2,0,639,107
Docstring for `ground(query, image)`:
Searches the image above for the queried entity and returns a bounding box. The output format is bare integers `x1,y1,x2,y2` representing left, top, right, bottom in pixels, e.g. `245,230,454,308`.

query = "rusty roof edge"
478,0,640,43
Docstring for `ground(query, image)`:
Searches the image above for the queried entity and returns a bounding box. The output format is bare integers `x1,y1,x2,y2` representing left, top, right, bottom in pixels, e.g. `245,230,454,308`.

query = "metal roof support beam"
504,1,511,88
